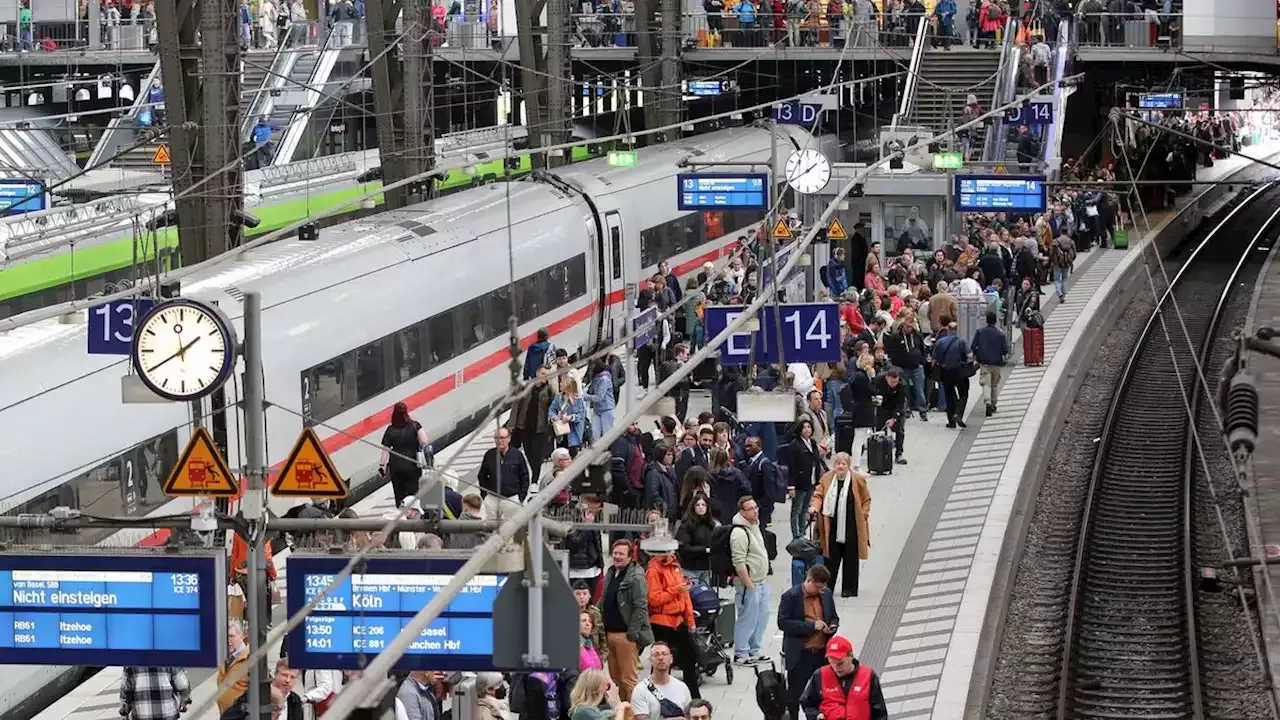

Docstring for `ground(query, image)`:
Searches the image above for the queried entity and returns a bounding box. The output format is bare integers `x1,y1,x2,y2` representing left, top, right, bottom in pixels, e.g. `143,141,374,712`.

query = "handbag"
552,419,572,437
961,359,980,378
786,521,822,561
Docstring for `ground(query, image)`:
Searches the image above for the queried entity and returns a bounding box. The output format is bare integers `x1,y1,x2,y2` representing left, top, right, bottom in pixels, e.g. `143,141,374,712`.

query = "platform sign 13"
88,299,156,355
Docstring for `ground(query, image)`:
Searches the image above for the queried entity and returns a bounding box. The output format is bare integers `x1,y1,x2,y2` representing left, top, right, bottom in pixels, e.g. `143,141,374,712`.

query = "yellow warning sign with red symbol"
772,218,793,241
827,218,849,241
271,428,349,498
152,144,171,165
163,427,240,497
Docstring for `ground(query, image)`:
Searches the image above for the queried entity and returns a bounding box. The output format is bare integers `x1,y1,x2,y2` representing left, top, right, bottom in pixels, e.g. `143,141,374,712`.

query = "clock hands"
148,335,202,373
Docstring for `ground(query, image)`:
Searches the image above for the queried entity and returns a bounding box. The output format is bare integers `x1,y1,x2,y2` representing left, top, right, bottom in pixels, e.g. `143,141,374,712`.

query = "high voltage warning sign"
827,218,848,240
272,428,349,498
163,427,240,497
772,218,793,240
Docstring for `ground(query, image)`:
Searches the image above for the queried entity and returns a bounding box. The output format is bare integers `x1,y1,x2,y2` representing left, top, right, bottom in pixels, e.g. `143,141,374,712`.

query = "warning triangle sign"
271,428,349,498
827,218,849,241
163,427,240,497
772,218,793,241
152,144,171,165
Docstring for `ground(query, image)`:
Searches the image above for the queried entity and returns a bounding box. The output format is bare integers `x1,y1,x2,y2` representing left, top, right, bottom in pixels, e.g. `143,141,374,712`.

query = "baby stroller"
689,582,734,683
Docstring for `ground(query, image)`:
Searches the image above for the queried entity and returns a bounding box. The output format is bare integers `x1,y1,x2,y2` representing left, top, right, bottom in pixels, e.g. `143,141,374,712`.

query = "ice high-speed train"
0,124,835,716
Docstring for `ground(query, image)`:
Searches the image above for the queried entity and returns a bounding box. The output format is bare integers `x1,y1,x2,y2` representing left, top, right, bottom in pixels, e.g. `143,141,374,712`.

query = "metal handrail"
891,14,930,130
240,22,322,143
982,16,1020,162
272,23,351,166
1041,17,1072,177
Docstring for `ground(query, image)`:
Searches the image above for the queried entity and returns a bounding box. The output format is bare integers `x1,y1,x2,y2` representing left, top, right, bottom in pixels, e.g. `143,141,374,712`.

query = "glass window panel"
394,327,423,383
491,286,513,336
517,274,542,324
568,254,587,299
355,341,386,402
310,355,347,422
428,313,456,365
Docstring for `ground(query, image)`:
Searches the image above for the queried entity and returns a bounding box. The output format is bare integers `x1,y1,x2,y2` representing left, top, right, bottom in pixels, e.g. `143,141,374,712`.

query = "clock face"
784,148,831,195
132,300,236,401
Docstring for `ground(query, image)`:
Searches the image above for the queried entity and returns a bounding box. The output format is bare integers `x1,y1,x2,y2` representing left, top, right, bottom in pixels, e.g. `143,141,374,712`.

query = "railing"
85,60,161,170
1042,17,1072,178
273,24,350,165
1074,11,1179,49
240,21,325,144
982,17,1021,163
890,12,930,130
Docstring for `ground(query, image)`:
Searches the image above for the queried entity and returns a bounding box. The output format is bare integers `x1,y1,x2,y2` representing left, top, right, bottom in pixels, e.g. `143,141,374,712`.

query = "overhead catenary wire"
318,74,1081,720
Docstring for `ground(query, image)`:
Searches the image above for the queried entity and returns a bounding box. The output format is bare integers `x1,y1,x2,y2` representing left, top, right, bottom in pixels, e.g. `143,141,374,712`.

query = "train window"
459,296,490,349
640,227,660,269
568,254,587,299
517,274,542,323
490,286,513,335
394,326,424,382
309,355,348,422
427,313,456,366
542,262,569,309
354,340,387,402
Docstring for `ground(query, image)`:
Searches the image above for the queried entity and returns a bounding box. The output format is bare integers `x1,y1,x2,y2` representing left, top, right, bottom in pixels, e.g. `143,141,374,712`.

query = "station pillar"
514,0,573,168
637,0,682,141
367,0,436,210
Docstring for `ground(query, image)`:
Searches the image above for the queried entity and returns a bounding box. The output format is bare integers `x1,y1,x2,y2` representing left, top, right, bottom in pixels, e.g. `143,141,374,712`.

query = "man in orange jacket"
644,538,701,698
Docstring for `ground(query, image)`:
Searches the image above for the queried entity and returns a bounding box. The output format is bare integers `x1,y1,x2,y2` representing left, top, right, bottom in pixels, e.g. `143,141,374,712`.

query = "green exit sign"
933,153,963,169
608,151,638,167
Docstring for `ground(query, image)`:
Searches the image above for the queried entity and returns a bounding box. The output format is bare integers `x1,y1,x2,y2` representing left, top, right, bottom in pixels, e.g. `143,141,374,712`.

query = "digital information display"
677,173,769,211
0,554,225,667
0,180,47,216
287,557,508,670
687,80,726,97
1139,92,1183,109
954,175,1048,213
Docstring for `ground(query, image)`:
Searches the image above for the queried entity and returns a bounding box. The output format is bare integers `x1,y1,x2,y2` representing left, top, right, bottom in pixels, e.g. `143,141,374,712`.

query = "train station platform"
34,144,1280,720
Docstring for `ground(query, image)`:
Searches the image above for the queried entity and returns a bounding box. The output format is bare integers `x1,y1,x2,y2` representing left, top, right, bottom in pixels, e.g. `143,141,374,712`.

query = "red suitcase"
1023,327,1045,366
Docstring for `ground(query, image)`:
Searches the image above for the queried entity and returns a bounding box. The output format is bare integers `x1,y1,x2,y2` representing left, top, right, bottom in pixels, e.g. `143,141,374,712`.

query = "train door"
602,210,627,344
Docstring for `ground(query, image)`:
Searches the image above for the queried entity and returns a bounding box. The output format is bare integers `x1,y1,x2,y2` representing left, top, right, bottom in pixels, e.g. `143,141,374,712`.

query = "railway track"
1053,184,1280,719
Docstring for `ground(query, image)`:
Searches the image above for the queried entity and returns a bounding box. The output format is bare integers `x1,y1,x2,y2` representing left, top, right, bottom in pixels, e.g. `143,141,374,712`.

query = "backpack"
753,661,789,720
819,264,831,290
709,525,746,582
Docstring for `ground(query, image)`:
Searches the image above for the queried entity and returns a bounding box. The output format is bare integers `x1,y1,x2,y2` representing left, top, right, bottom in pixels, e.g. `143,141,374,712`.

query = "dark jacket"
675,515,716,572
971,325,1010,366
884,328,926,370
1014,246,1038,283
786,436,824,493
563,527,603,572
932,331,971,371
523,340,552,380
839,372,877,429
508,382,554,435
979,250,1006,287
871,373,908,427
675,445,710,483
643,461,680,521
477,447,531,498
744,452,783,515
510,670,577,720
777,584,839,670
707,467,751,524
798,662,888,720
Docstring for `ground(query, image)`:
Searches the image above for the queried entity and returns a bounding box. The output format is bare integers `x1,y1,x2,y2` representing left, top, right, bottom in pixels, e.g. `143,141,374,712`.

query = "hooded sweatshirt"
729,512,769,585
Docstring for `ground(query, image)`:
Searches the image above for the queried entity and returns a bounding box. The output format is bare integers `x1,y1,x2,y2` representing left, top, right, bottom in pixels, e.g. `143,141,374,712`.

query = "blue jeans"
593,409,614,438
1054,267,1069,298
734,583,770,659
905,365,927,412
790,489,814,539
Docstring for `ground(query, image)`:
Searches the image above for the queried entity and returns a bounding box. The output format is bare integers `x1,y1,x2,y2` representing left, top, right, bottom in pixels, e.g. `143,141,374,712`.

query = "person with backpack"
723,496,771,665
1050,229,1076,302
707,449,750,524
932,316,974,429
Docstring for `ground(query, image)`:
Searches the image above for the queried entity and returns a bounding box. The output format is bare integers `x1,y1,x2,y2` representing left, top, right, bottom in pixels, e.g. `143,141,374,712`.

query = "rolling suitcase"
866,431,895,475
1112,229,1129,249
1023,326,1045,366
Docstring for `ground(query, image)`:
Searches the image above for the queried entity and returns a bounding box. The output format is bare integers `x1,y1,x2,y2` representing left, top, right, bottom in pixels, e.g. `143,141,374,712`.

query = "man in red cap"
797,636,887,720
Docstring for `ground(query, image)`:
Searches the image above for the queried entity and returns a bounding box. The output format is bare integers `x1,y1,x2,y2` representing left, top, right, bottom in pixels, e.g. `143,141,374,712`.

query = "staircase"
258,52,322,149
908,48,1002,160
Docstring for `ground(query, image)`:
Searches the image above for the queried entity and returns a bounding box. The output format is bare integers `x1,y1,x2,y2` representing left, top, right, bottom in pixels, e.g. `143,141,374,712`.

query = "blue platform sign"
704,303,841,365
287,556,509,670
0,180,47,216
632,307,657,349
87,298,156,355
774,102,820,126
1004,100,1054,125
678,173,769,211
954,175,1047,213
0,553,225,667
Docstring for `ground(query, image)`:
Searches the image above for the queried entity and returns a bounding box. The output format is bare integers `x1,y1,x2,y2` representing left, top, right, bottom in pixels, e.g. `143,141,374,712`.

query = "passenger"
932,315,974,429
379,401,430,508
119,666,190,720
885,312,929,420
444,493,485,550
473,672,510,720
810,452,871,597
871,367,909,464
524,328,554,380
568,669,627,720
644,444,679,522
550,376,589,456
217,619,251,716
659,260,682,303
599,538,653,701
396,671,444,720
787,418,825,540
742,437,783,527
797,636,887,720
675,424,713,481
574,578,609,662
476,428,531,522
778,565,838,720
585,357,617,437
660,343,693,422
729,496,771,665
971,311,1010,417
1050,228,1077,302
270,659,304,720
644,543,701,699
675,493,716,585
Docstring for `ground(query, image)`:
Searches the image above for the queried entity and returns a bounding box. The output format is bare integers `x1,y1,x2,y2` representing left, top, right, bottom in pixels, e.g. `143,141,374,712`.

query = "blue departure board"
954,175,1048,213
0,554,225,668
1139,92,1183,109
0,180,47,215
677,173,769,211
286,557,509,671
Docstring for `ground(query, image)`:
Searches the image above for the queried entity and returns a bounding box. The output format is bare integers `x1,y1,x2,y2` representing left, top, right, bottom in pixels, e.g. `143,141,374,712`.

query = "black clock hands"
148,335,202,373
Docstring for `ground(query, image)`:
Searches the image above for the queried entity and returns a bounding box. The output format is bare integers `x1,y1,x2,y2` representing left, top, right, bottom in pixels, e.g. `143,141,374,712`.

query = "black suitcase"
867,431,895,475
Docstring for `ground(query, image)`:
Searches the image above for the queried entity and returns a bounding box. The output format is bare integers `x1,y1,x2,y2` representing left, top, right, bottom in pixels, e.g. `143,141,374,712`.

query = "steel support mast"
637,0,682,141
514,0,572,168
366,0,436,209
153,0,244,266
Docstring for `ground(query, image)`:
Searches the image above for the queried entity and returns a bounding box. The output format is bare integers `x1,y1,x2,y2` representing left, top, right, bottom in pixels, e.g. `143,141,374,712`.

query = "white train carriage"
0,122,832,716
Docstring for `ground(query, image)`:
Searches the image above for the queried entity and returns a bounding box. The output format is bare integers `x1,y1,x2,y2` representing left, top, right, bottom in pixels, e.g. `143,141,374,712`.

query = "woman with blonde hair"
550,375,589,456
809,452,871,598
569,669,627,720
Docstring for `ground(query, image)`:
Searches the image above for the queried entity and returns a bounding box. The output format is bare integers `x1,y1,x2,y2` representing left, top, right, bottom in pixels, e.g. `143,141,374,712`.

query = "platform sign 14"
704,303,841,365
88,298,155,355
0,553,225,668
1004,100,1054,125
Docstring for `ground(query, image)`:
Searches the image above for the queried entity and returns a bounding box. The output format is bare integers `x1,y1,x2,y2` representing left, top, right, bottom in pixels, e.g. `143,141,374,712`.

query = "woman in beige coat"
809,452,871,597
